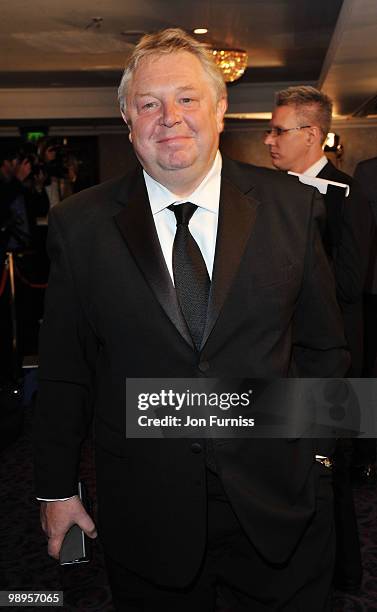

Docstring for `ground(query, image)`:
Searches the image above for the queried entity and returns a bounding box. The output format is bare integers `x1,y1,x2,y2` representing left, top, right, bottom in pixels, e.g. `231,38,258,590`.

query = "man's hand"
40,496,98,560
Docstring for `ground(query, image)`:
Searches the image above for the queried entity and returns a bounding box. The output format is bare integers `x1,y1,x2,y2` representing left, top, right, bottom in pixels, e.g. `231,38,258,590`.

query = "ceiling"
0,0,376,122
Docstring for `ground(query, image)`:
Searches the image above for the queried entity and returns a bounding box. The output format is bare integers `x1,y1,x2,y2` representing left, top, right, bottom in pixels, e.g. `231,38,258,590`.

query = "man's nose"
264,131,275,145
160,101,182,127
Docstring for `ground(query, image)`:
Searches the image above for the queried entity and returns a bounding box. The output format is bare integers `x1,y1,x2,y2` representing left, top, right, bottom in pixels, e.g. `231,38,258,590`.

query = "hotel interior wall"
97,124,377,183
1,84,376,181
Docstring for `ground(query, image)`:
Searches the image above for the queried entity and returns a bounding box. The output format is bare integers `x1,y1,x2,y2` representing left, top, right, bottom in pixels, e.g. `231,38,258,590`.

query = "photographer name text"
138,415,255,428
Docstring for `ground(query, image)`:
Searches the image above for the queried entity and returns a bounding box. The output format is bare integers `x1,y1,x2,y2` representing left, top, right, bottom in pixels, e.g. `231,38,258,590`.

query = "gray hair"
118,28,227,113
275,86,333,143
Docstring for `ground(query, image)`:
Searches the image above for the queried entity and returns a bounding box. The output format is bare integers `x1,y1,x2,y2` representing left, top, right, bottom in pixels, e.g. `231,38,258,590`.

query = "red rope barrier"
0,264,8,296
14,263,48,289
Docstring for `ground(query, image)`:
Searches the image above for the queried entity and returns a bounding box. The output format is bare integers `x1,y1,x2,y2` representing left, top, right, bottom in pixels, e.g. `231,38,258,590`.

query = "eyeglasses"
264,125,311,138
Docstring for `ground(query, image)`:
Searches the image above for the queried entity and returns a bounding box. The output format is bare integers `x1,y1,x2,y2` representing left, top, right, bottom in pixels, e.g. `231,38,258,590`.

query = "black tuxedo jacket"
33,157,348,586
317,160,372,375
354,156,377,210
353,156,377,295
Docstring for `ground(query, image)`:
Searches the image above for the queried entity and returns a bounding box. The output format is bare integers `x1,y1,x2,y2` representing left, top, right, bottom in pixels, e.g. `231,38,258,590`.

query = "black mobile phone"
59,481,92,565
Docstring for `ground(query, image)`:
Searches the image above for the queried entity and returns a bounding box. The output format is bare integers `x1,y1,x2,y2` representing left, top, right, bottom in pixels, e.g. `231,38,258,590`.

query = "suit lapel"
114,168,194,349
201,170,260,347
114,161,260,352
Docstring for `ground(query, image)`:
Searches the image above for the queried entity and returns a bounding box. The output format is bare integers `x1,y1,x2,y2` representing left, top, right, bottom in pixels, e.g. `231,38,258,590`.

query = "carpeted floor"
0,404,113,612
1,403,376,612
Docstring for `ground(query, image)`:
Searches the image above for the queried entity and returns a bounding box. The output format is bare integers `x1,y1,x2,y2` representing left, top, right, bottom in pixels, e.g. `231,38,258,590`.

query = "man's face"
0,159,13,180
45,146,57,162
123,51,227,191
264,105,312,173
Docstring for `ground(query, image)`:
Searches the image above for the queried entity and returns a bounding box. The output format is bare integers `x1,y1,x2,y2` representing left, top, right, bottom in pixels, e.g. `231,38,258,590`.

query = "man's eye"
141,101,158,111
180,98,194,104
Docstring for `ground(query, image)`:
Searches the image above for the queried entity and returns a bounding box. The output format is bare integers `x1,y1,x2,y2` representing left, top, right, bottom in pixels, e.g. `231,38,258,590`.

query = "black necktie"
169,203,210,350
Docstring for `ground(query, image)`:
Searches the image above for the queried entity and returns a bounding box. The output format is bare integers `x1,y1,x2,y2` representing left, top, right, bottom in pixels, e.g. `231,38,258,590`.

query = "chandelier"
210,47,248,83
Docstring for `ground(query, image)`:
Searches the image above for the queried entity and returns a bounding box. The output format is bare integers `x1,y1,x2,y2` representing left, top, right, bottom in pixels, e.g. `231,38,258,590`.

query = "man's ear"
216,97,228,133
306,125,320,146
121,111,133,143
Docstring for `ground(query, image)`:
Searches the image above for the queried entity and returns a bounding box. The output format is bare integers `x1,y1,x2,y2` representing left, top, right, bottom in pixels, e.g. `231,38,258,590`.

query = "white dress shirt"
303,155,328,177
144,150,222,281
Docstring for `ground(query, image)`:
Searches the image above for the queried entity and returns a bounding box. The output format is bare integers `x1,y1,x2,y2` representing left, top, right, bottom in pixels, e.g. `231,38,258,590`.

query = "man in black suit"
265,85,371,593
34,31,349,611
264,86,371,377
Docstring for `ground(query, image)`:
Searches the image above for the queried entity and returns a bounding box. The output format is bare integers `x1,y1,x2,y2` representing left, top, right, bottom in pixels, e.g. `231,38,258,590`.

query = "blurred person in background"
38,138,82,206
0,144,49,378
265,85,373,594
264,86,371,377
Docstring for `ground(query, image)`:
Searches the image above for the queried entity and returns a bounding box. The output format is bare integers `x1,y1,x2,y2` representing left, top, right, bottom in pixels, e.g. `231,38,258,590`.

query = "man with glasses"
265,85,372,594
265,85,371,376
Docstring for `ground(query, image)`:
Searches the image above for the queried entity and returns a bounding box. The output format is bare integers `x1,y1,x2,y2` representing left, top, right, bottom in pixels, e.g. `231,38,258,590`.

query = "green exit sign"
26,131,46,143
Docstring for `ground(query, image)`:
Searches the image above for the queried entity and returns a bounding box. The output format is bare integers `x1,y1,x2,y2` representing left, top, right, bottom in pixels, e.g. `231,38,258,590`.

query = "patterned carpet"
1,403,376,612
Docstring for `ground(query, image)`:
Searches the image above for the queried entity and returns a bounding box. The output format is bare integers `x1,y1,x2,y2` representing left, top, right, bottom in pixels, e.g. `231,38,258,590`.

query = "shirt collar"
303,155,328,177
143,151,222,216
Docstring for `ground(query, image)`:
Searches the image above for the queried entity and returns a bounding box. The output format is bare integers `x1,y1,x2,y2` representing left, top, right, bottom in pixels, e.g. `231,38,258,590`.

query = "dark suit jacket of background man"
354,156,377,375
317,160,371,586
353,156,377,227
317,159,372,376
33,156,349,587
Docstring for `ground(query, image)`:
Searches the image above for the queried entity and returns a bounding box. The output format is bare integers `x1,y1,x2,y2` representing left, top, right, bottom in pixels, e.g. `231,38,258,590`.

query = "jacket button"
198,360,210,373
191,443,202,454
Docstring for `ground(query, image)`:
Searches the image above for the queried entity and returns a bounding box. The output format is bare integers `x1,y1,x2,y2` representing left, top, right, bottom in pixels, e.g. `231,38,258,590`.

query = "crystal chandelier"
210,47,248,83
